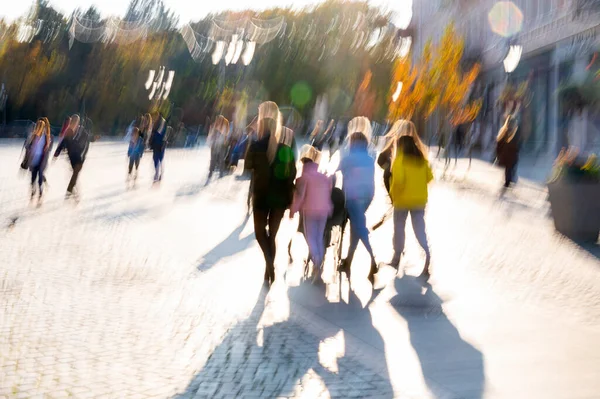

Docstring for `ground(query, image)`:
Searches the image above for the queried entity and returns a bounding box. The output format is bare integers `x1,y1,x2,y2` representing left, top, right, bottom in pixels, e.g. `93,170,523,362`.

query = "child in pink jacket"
290,145,333,276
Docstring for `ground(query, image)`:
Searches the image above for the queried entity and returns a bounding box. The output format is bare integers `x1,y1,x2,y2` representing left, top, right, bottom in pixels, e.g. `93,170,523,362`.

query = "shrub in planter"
547,149,600,242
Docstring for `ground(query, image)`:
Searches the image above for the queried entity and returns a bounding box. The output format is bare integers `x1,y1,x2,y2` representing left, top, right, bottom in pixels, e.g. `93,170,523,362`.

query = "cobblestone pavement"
1,141,599,398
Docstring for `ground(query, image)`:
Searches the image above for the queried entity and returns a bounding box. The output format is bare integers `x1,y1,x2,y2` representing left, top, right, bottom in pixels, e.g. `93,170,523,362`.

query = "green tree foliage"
0,0,397,134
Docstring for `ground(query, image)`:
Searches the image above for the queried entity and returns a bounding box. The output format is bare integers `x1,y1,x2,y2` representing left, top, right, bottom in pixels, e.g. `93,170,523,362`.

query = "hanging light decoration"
503,45,522,73
162,71,175,100
242,41,256,66
224,34,238,65
212,41,226,65
232,37,244,64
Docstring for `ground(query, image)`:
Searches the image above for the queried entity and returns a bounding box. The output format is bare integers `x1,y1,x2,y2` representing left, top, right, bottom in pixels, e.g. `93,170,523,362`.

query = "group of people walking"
22,100,523,289
21,114,89,203
242,101,434,287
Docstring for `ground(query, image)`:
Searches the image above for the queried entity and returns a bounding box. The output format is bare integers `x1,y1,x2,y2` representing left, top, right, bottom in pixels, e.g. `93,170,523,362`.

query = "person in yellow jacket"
388,122,433,279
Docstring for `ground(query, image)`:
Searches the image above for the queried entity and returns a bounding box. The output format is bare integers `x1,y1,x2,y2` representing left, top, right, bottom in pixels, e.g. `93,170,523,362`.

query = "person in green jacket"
388,121,433,280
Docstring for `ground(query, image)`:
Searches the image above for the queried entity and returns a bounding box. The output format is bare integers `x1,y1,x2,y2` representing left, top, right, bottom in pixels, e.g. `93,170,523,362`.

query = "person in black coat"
496,115,520,191
245,102,296,286
54,114,85,199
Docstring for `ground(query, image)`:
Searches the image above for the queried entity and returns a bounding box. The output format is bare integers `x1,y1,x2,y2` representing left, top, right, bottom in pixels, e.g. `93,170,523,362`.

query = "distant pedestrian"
388,121,433,279
127,127,144,183
246,101,296,286
24,118,53,203
496,115,520,193
57,116,71,145
290,145,333,283
53,114,87,200
150,116,167,183
140,113,153,149
207,115,229,181
337,116,378,285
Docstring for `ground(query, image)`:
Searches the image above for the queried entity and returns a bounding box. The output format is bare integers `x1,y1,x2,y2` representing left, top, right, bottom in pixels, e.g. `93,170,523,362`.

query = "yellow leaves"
387,22,481,126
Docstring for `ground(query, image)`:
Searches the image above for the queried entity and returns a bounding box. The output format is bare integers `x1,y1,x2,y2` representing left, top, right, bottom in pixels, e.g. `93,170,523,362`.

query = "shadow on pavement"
390,275,485,399
174,283,394,398
196,213,254,272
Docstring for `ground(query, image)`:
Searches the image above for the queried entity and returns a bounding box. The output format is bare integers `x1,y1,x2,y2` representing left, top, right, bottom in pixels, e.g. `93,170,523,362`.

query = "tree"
424,24,481,153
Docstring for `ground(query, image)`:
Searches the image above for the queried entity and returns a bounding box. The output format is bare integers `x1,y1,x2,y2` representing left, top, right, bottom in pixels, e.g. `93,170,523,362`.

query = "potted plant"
547,149,600,242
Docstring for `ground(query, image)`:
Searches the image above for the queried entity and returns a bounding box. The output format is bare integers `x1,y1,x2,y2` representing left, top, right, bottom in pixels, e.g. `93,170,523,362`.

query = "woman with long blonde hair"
245,101,296,286
337,116,378,285
25,117,53,201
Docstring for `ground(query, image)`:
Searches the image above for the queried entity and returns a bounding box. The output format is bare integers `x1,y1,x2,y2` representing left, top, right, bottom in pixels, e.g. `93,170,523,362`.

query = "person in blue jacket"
127,127,145,183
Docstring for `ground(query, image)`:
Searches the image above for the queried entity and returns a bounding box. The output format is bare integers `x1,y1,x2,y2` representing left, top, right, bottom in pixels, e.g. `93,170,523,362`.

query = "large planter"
547,180,600,242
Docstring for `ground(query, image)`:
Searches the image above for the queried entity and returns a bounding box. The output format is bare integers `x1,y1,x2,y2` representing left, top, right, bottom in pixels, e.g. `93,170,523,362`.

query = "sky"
1,0,412,27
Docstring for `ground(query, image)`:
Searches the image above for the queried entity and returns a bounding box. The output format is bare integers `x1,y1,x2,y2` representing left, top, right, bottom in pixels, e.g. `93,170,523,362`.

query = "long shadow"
3,185,130,228
174,283,394,398
196,213,254,272
390,275,485,399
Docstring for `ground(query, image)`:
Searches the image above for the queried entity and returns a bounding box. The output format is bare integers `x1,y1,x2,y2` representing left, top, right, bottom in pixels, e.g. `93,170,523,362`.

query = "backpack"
271,128,296,182
74,127,91,161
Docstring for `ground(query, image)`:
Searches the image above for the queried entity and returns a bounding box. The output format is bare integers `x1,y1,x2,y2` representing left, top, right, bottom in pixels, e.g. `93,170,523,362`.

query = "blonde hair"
347,116,372,142
33,118,52,150
212,115,230,135
497,115,518,143
258,101,284,164
382,119,428,161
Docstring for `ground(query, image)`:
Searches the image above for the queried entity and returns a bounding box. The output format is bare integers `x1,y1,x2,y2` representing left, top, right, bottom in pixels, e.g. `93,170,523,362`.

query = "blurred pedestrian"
246,101,296,286
290,145,333,283
127,127,144,183
496,115,520,193
388,123,433,279
57,116,71,145
53,114,85,200
141,113,153,149
207,115,229,181
337,116,378,285
150,116,167,183
309,120,324,147
313,119,334,151
24,118,53,203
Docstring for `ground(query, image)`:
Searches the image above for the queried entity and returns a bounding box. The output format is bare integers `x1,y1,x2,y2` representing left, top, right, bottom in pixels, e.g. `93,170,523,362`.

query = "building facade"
412,0,600,165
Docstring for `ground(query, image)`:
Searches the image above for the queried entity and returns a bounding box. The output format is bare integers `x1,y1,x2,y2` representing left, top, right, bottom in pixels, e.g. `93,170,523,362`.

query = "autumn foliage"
388,23,482,128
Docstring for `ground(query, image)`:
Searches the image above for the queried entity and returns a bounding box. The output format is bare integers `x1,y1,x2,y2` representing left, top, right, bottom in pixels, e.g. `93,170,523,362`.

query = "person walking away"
127,127,144,184
57,116,71,146
337,116,378,285
309,120,324,147
290,145,333,284
150,116,167,183
313,119,334,151
207,115,229,181
246,102,296,286
141,113,153,149
53,114,86,200
388,125,433,280
496,115,520,194
24,118,53,203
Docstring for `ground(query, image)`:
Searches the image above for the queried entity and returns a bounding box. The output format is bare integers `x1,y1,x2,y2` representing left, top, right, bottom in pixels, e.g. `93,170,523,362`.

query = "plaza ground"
0,140,599,398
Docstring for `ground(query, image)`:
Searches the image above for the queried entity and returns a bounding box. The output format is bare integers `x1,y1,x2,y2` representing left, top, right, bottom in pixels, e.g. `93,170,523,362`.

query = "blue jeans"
345,197,375,265
303,215,328,269
153,151,164,181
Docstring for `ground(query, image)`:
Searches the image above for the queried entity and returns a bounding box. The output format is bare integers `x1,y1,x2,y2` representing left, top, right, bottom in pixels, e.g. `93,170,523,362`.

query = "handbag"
20,151,29,170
